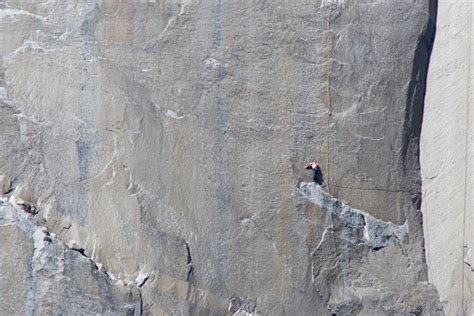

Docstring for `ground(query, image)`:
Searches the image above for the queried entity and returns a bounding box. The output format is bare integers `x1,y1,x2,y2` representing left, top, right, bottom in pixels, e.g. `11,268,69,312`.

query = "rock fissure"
0,199,143,314
32,211,146,291
4,195,152,291
228,295,257,316
185,240,194,282
464,260,474,272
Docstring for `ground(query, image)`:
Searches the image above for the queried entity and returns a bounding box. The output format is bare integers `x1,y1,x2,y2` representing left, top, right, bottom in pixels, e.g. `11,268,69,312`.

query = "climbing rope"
328,183,411,194
461,0,472,311
423,188,435,286
325,11,333,197
322,7,350,305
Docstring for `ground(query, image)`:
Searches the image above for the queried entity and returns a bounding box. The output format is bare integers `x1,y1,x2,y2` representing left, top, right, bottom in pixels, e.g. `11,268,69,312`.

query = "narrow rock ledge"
298,182,408,250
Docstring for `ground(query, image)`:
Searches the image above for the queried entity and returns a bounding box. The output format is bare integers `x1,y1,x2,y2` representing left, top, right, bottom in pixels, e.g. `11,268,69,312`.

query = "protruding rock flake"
135,269,152,288
320,0,346,9
0,8,47,22
0,201,142,314
299,182,442,315
0,175,12,195
228,296,258,316
299,182,408,250
164,109,184,120
0,87,13,106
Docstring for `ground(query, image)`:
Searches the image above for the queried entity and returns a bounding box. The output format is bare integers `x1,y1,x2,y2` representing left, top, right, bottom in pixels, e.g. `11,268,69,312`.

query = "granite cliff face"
0,200,142,315
1,0,440,314
422,0,474,314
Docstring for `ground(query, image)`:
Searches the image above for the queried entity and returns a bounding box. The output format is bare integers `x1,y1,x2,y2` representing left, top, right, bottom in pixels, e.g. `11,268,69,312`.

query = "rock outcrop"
1,0,440,314
299,182,443,315
0,200,141,315
422,0,474,314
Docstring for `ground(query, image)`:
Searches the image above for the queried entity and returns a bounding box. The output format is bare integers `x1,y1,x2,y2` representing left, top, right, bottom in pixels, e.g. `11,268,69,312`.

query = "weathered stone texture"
0,220,32,315
0,200,141,315
422,0,474,314
1,0,439,314
299,182,443,315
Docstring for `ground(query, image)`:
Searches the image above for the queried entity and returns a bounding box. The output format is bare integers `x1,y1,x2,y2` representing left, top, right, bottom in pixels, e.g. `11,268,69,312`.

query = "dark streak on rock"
185,240,194,281
401,0,438,176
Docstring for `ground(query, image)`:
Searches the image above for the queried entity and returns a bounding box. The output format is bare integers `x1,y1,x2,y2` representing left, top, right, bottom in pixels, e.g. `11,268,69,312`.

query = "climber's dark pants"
312,169,323,185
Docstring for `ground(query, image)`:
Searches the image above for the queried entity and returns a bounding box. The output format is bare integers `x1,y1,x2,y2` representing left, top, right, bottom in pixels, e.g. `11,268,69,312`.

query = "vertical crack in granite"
401,0,438,180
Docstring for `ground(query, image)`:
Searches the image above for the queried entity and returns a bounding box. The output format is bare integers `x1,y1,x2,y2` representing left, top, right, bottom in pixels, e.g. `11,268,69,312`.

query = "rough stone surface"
1,0,440,314
12,185,36,205
0,200,141,315
299,182,443,315
422,0,474,314
0,175,11,194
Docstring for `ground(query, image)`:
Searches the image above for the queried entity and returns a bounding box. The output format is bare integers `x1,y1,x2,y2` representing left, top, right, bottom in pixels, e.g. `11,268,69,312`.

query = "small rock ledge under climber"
298,182,408,250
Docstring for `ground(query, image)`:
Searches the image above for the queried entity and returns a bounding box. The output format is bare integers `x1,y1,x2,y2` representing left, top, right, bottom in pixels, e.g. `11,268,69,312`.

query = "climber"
305,160,324,185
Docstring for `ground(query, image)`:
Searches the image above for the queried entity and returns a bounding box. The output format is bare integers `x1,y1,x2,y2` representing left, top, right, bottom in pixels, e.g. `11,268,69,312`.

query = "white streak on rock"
14,112,50,126
6,40,55,60
316,228,331,250
0,87,13,106
354,133,385,141
205,57,221,68
320,0,346,8
0,9,47,22
79,153,117,183
135,269,152,287
165,110,184,120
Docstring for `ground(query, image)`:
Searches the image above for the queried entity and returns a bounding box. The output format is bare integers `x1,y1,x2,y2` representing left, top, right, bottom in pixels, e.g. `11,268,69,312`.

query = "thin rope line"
325,11,333,196
462,0,472,312
324,7,348,302
329,184,411,193
423,188,434,284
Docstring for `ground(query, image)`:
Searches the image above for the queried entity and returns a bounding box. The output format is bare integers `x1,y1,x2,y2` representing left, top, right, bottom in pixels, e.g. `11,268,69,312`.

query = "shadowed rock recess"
0,0,441,315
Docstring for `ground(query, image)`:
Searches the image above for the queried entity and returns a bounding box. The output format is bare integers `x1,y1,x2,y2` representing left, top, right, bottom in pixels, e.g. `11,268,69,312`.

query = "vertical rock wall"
422,0,474,314
1,0,440,314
